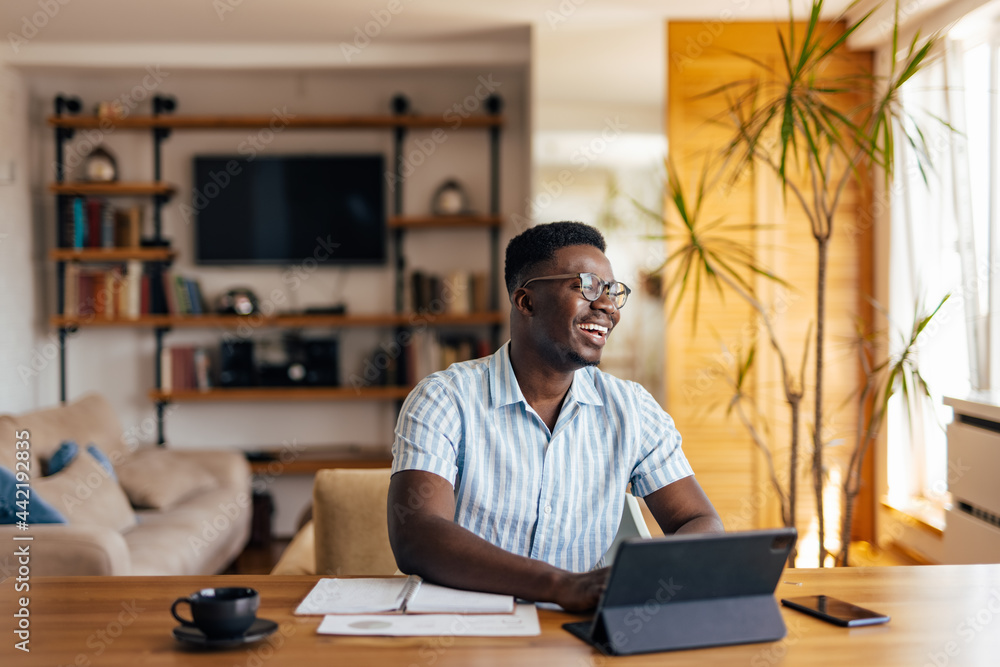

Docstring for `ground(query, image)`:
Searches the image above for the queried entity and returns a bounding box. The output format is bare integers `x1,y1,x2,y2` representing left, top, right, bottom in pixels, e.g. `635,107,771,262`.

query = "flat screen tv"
193,155,386,265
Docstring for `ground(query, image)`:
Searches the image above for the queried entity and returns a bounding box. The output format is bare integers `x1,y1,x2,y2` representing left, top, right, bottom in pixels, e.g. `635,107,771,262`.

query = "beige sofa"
0,393,252,576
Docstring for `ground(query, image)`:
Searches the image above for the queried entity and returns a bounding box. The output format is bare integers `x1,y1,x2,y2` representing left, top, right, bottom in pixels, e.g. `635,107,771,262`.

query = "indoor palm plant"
647,0,946,565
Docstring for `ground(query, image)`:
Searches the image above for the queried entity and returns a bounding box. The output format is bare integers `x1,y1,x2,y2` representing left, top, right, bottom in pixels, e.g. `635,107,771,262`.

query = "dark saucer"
173,618,278,649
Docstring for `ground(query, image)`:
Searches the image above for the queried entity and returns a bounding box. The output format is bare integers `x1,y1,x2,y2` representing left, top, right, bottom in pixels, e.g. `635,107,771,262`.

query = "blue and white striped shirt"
392,342,694,573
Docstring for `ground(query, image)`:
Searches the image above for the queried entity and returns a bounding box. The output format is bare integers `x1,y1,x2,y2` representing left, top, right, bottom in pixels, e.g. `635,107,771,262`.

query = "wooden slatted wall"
665,21,874,554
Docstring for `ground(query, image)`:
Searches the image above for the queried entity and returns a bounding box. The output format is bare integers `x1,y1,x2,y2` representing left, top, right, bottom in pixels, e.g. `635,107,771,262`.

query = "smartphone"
781,595,890,627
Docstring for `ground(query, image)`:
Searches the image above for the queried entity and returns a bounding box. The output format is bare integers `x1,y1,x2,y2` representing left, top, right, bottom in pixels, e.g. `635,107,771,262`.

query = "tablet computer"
563,527,797,655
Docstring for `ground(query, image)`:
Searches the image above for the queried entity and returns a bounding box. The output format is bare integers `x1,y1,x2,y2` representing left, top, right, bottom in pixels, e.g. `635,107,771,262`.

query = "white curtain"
888,35,997,504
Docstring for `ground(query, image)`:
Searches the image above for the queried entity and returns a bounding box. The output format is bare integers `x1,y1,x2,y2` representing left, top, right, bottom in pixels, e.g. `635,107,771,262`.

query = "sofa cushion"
115,448,216,510
127,487,253,576
32,449,137,533
0,466,67,524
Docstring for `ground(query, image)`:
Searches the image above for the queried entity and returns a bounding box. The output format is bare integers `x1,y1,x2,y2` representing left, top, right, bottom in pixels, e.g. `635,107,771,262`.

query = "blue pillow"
47,441,79,475
45,442,116,480
0,467,67,525
87,444,116,480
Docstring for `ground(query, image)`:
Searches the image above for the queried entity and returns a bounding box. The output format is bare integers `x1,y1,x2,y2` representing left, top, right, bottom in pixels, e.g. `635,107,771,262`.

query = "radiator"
943,400,1000,564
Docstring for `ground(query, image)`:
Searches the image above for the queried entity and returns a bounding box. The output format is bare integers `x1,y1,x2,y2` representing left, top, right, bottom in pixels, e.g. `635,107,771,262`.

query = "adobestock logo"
339,0,415,63
7,0,72,54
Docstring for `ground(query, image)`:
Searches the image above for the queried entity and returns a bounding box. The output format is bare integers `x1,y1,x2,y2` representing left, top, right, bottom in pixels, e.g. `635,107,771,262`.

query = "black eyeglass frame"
518,272,632,309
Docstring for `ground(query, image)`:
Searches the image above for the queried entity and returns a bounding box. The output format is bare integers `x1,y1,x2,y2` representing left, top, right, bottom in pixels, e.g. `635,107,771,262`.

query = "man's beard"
568,350,600,368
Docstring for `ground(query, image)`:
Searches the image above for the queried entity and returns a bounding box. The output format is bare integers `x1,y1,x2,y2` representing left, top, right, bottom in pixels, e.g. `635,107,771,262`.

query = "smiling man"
388,221,722,612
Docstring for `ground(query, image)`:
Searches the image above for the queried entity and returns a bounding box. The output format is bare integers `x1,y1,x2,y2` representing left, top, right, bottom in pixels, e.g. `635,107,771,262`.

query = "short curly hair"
504,222,606,295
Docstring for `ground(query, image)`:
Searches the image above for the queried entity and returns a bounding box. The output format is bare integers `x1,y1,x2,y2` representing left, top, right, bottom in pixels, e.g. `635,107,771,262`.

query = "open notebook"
295,576,515,615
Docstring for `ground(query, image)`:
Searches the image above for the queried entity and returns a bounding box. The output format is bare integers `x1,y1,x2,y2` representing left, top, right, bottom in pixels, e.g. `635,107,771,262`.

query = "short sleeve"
628,382,694,497
391,376,463,485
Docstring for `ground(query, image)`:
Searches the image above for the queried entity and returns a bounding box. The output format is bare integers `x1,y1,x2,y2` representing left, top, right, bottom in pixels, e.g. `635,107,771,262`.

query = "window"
889,19,1000,508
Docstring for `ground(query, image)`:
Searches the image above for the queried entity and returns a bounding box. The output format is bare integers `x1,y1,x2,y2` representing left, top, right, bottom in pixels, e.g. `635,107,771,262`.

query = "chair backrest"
312,467,398,576
603,494,653,567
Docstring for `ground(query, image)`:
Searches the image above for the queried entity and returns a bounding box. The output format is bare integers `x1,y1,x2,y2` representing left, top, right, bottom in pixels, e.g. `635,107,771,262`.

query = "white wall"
14,64,528,534
530,21,667,401
533,21,663,135
0,64,40,415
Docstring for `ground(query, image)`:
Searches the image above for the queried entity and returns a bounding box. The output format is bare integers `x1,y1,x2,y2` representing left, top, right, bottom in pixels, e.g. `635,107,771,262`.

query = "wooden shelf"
404,311,505,325
48,114,503,130
389,215,503,229
49,182,176,196
246,448,392,475
150,386,413,402
48,94,504,445
52,311,505,329
50,247,176,262
53,315,167,328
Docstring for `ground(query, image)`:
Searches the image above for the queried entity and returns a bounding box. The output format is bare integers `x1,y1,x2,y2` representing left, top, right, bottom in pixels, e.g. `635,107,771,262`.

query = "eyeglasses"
520,272,632,309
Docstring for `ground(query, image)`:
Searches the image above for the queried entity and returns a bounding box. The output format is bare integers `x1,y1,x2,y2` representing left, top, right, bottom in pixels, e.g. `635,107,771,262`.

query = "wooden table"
3,565,1000,665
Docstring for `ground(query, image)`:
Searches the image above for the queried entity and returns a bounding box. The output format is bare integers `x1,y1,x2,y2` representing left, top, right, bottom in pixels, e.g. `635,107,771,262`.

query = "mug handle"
171,598,196,627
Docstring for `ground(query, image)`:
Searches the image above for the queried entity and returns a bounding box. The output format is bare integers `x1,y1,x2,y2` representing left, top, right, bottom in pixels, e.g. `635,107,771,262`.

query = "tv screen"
193,155,386,265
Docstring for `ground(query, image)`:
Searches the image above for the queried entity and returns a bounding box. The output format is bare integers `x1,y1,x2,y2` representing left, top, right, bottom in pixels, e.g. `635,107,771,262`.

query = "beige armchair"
271,467,397,576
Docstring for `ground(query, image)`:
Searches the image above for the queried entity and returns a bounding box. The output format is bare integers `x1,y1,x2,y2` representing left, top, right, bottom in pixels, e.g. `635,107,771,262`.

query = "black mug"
171,587,259,638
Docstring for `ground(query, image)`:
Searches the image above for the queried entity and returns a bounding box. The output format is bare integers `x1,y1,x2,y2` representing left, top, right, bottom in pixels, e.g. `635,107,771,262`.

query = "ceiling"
0,0,962,133
0,1,856,44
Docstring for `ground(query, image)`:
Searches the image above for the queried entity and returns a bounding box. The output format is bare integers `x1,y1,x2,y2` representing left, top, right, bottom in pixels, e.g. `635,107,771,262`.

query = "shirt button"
544,505,552,514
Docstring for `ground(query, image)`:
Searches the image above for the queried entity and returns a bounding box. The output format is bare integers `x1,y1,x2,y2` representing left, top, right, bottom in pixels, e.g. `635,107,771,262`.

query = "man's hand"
552,567,610,612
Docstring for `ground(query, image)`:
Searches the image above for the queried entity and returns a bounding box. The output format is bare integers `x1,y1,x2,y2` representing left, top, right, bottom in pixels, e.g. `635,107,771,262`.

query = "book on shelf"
58,197,144,249
295,576,514,616
63,263,79,317
184,277,205,315
146,265,168,315
471,272,489,313
62,260,170,319
58,196,75,248
445,270,470,315
160,271,205,316
86,199,102,249
160,345,213,393
113,206,143,248
174,275,192,314
410,270,489,315
101,203,115,249
159,347,171,393
72,198,85,248
402,331,490,385
127,259,143,317
62,264,120,319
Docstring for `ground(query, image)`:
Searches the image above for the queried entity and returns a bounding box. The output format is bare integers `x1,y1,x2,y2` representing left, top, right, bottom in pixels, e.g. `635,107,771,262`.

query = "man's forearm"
673,513,725,535
392,513,566,602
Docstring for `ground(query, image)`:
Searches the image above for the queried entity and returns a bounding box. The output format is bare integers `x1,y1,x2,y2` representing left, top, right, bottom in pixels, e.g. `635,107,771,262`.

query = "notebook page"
405,582,515,614
295,578,410,615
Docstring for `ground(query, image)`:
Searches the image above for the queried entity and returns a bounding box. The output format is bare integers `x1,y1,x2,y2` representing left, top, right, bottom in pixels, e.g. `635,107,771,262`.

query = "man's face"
523,244,622,371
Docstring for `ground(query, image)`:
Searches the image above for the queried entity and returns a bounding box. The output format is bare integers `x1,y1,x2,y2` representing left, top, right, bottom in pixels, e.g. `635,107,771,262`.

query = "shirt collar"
568,367,603,406
489,341,603,408
490,342,524,408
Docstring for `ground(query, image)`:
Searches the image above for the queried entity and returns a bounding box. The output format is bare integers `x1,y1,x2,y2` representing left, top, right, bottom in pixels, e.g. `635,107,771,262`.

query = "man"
388,221,722,612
